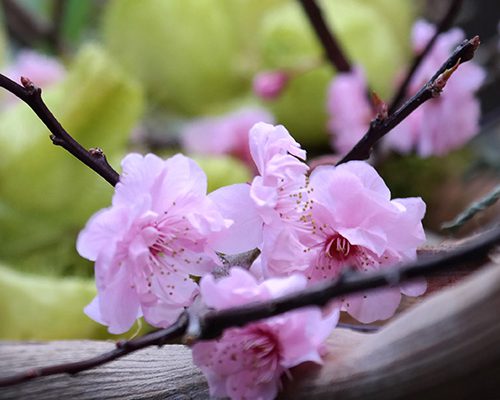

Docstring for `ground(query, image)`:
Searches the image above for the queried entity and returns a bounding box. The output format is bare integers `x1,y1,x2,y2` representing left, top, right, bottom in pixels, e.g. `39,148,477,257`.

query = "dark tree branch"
0,74,120,186
48,0,67,54
389,0,463,113
297,0,351,72
1,0,67,53
0,314,188,387
0,0,52,48
1,225,498,387
337,35,480,165
214,248,261,278
199,225,499,339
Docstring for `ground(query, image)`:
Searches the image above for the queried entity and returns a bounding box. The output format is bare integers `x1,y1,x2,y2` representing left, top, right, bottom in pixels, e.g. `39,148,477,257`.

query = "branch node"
115,340,127,349
50,134,64,146
89,147,104,158
20,76,41,96
371,92,388,121
434,57,461,93
20,76,33,88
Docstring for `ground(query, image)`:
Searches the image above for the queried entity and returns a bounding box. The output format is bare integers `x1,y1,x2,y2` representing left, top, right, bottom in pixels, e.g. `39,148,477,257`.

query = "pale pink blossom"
192,268,337,400
253,70,290,100
299,161,427,322
208,123,311,276
181,107,274,166
77,153,229,334
385,20,486,156
2,50,65,105
209,124,426,322
327,66,373,155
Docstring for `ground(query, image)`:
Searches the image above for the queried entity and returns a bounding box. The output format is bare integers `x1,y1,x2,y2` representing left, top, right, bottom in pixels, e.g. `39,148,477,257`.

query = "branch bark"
1,226,498,387
0,74,119,186
2,260,500,400
337,35,480,165
297,0,351,72
389,0,464,112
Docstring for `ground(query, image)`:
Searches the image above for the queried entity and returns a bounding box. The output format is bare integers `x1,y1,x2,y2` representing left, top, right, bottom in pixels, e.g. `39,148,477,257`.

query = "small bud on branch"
337,36,480,165
389,0,464,112
371,92,388,121
0,73,120,186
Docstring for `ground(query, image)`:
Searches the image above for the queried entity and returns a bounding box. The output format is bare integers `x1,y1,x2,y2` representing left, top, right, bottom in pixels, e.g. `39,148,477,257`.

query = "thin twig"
442,185,500,231
0,74,120,186
1,225,498,387
297,0,351,72
0,313,188,387
49,0,67,54
199,225,500,339
389,0,463,113
214,248,261,278
337,35,480,165
0,0,51,48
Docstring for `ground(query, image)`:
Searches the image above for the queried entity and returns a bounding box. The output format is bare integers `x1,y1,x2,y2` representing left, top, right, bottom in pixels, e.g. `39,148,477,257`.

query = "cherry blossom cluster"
327,20,485,157
78,121,426,399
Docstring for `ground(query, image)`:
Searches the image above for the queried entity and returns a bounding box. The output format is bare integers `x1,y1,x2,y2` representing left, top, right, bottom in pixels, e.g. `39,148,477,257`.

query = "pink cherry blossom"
385,20,486,156
4,50,65,86
326,66,374,155
77,153,229,334
253,70,290,100
208,123,312,276
297,161,426,322
192,268,337,400
2,50,65,105
181,106,274,167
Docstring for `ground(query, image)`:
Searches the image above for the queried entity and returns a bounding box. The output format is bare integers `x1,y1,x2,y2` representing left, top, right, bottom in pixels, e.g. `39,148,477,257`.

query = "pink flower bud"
253,71,290,100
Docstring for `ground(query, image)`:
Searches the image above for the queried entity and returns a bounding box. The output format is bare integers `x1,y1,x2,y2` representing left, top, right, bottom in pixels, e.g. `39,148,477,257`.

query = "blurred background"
0,0,498,340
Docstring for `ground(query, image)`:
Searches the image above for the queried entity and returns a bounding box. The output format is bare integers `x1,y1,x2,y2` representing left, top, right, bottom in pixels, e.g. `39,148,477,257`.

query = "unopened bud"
434,58,461,94
20,76,33,88
253,70,290,100
370,91,388,120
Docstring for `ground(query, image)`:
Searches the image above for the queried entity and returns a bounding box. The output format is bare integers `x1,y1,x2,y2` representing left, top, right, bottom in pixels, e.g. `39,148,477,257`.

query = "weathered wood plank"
0,342,209,399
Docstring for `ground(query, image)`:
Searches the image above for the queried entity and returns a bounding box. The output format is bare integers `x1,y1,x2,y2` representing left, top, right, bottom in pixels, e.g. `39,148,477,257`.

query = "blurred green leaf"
0,263,106,339
193,155,252,193
62,0,93,44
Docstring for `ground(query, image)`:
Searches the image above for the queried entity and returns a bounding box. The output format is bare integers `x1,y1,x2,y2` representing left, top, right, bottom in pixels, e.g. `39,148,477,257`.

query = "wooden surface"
1,261,500,400
0,342,209,399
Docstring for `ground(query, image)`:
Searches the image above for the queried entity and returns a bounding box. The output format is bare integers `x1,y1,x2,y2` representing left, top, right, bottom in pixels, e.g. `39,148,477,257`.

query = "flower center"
325,235,352,261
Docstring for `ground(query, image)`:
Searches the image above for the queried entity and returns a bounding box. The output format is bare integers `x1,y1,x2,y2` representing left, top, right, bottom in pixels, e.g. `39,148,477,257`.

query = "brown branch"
0,74,120,186
0,314,188,387
1,0,67,53
199,225,500,339
337,35,480,165
389,0,464,113
297,0,351,72
48,0,67,54
0,0,52,48
1,225,498,387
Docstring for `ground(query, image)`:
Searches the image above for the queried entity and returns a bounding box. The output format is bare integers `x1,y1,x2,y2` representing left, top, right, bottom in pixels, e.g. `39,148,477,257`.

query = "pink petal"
94,266,141,334
208,183,263,254
400,278,427,297
76,206,130,261
343,287,402,323
199,268,262,309
113,153,165,206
